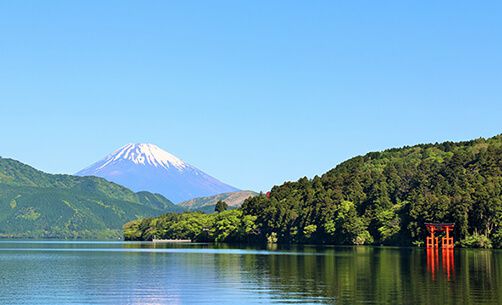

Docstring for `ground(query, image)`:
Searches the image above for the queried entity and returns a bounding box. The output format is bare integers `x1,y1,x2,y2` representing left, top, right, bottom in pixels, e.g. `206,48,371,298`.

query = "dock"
152,239,192,243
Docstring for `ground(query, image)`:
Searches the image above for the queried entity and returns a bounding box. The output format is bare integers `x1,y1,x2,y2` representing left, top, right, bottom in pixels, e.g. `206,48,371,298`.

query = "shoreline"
152,239,192,243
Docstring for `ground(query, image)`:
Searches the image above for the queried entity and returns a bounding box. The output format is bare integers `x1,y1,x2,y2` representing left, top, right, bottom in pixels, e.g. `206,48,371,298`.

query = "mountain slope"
180,190,258,213
76,143,239,203
0,157,181,239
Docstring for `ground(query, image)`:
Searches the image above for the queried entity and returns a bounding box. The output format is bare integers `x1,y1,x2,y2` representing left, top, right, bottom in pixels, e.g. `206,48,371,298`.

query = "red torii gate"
425,223,454,248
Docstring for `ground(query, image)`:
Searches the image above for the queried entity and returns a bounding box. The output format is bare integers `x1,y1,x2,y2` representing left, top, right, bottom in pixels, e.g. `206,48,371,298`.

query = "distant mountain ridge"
0,157,181,239
76,143,239,203
180,190,258,213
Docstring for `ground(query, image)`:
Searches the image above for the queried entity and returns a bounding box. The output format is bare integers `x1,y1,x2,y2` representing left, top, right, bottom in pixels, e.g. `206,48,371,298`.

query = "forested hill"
125,135,501,248
0,157,182,239
242,135,501,247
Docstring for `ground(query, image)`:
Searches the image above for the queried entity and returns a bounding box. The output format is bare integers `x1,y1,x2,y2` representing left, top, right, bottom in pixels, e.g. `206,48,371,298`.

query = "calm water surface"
0,241,500,305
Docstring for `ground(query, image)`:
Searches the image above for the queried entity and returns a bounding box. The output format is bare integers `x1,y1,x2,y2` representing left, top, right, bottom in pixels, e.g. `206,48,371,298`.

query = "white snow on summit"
98,143,187,171
76,143,239,203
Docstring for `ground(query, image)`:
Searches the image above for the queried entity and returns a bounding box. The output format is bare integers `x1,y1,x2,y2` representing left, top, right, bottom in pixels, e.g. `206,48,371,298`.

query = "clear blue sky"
0,1,501,192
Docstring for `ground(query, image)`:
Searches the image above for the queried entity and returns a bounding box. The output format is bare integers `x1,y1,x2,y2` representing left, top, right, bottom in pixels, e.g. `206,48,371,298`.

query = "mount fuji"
76,143,239,203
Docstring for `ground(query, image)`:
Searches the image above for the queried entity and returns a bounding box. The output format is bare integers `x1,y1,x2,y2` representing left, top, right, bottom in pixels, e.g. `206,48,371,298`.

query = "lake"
0,241,500,304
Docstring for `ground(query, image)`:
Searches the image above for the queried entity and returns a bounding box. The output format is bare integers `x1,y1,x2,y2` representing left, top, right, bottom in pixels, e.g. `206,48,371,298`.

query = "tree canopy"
215,200,229,213
124,135,502,248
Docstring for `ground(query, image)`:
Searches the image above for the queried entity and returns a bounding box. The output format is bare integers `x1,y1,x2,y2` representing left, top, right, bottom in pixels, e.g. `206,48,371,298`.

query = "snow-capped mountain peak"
102,143,187,171
76,143,239,203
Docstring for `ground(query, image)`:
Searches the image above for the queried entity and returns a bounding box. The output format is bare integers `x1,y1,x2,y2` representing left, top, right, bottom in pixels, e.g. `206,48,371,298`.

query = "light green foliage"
124,210,248,243
333,201,372,245
303,224,317,239
267,232,278,244
324,220,336,236
460,233,493,248
353,230,373,245
376,205,401,243
212,210,241,241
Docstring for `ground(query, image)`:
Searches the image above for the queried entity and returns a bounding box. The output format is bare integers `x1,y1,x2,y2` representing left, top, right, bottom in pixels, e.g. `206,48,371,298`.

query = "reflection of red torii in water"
425,223,455,281
425,223,454,248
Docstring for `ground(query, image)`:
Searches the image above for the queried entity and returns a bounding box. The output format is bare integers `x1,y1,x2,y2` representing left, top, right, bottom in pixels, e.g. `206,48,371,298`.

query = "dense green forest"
124,135,502,248
0,157,182,239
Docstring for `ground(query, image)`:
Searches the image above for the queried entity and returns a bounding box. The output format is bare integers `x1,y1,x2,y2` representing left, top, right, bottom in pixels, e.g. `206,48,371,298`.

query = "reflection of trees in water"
108,243,501,304
237,246,501,305
462,249,499,299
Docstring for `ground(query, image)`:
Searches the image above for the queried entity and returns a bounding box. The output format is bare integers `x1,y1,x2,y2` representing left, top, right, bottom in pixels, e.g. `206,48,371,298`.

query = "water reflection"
0,242,500,305
442,249,455,281
426,248,439,280
426,248,455,281
242,246,499,305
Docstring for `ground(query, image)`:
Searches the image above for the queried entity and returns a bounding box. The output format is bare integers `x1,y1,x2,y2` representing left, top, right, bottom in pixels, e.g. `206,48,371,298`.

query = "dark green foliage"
195,204,235,214
126,135,502,248
215,200,228,213
135,191,184,212
239,135,502,247
0,157,182,239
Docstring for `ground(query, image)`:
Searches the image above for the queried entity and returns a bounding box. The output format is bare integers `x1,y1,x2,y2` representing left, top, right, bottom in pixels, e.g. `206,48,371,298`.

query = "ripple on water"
0,241,500,305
